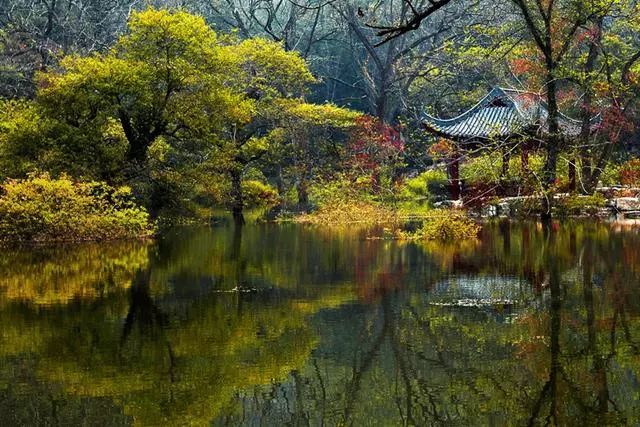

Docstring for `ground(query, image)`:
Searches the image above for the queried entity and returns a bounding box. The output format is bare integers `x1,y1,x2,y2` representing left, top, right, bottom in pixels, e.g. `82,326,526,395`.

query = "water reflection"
0,241,149,306
0,221,639,425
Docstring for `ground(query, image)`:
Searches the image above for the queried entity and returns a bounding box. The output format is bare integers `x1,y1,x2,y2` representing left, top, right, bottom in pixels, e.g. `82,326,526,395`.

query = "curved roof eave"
421,87,508,126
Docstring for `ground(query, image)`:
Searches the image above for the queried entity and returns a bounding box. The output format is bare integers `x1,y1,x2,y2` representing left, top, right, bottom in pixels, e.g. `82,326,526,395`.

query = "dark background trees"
1,0,640,222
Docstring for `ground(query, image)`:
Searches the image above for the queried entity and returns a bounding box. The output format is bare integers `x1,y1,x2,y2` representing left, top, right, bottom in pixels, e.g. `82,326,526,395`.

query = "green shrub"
461,154,503,185
295,175,395,225
401,169,449,203
0,100,129,181
242,180,279,208
309,174,375,207
0,173,154,242
555,194,607,217
598,162,621,187
461,152,546,186
399,209,480,241
196,170,279,211
295,197,395,226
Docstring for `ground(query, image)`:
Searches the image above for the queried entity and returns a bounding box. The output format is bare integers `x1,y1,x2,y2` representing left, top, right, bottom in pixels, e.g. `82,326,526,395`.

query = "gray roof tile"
422,87,592,141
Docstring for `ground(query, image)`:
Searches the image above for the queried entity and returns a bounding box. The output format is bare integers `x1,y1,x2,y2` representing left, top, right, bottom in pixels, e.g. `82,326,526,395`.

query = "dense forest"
1,0,640,240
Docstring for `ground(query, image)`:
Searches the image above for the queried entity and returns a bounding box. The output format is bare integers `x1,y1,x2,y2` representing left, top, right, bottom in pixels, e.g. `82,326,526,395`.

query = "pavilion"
421,87,590,199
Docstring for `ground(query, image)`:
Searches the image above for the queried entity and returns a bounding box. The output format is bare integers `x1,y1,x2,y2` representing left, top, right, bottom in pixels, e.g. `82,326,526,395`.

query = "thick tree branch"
367,0,453,46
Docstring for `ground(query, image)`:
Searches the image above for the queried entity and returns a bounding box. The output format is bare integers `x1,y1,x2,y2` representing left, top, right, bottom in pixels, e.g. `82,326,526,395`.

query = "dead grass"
294,199,397,226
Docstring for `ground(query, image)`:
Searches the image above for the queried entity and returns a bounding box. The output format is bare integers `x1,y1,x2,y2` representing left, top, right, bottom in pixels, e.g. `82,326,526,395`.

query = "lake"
1,220,639,426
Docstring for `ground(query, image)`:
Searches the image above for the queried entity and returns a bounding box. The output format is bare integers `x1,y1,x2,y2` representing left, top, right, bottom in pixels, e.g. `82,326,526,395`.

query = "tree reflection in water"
0,220,639,425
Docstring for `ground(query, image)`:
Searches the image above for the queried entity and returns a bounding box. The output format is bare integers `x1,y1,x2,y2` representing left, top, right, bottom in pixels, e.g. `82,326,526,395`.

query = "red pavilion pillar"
521,146,529,174
447,155,461,200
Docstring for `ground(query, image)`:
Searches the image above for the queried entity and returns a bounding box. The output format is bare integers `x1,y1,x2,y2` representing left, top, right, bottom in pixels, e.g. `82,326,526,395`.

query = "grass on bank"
293,181,480,241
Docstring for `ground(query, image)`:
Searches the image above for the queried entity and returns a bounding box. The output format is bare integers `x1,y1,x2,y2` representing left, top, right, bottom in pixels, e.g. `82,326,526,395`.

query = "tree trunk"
584,143,613,192
501,148,510,179
578,17,603,194
568,157,576,192
119,109,152,166
542,71,560,221
275,166,286,210
296,179,309,209
521,147,529,174
376,70,390,122
447,156,461,200
230,169,245,225
579,152,593,194
126,140,150,165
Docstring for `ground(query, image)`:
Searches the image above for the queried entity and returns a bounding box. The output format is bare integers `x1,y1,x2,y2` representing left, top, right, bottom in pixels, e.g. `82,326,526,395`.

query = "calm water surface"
1,220,640,426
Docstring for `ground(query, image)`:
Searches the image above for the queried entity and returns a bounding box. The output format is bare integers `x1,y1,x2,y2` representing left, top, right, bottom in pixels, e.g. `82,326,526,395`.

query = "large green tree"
3,8,355,220
36,9,243,167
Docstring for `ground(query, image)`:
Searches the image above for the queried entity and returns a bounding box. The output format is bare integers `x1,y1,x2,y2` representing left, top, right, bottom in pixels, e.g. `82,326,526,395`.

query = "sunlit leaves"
284,101,362,128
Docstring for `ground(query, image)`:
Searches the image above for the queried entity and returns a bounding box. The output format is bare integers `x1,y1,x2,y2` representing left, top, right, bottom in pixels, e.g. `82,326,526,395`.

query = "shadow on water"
1,220,640,425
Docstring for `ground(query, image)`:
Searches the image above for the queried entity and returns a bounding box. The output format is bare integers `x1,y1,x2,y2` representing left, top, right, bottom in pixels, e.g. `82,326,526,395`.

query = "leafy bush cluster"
460,153,638,193
295,176,395,225
460,153,548,183
242,180,280,208
554,194,607,216
620,159,640,186
308,175,370,206
0,174,153,242
400,169,449,203
398,210,480,241
198,175,280,208
296,197,395,226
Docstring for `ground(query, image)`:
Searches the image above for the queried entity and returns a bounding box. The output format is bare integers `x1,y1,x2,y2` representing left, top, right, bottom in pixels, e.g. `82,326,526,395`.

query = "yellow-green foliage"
226,38,316,99
36,8,248,140
400,169,449,202
0,100,63,177
32,8,320,170
555,194,607,216
461,153,547,184
242,180,279,208
0,174,153,242
308,175,364,206
403,210,480,241
296,197,396,226
599,162,621,186
0,96,129,182
284,102,362,128
296,177,395,225
460,152,611,191
460,154,503,184
197,174,279,209
2,8,353,221
0,100,41,177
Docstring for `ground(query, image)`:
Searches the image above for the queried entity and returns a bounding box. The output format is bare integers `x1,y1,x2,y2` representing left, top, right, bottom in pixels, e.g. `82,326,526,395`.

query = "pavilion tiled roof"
421,87,591,141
